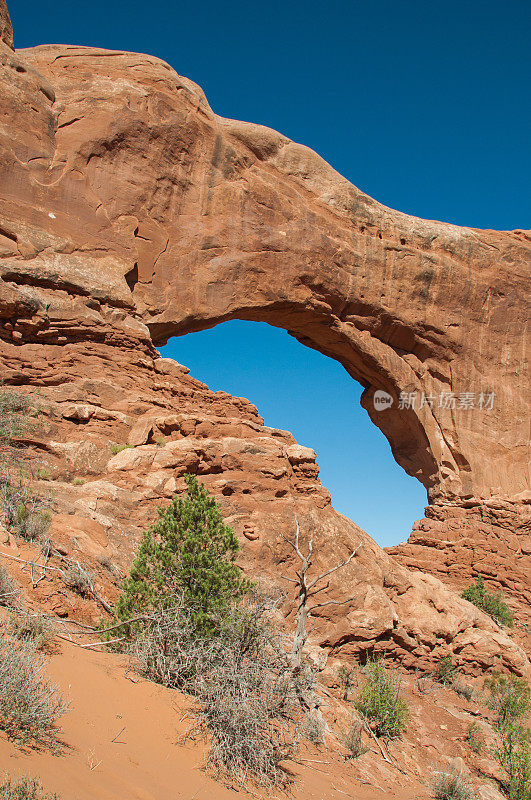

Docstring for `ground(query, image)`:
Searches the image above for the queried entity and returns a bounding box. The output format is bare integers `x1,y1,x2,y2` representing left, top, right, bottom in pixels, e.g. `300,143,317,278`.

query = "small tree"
280,518,362,668
116,474,252,636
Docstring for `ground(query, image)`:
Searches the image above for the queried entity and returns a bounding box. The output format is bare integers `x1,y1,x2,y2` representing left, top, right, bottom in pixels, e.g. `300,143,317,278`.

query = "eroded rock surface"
3,352,527,676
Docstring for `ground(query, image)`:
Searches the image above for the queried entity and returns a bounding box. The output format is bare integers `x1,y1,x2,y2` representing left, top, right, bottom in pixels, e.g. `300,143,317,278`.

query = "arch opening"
159,319,427,547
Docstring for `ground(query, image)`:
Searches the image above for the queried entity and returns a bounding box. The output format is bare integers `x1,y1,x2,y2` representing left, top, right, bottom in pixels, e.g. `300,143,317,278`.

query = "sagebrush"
0,566,19,608
8,612,55,652
342,715,368,759
0,637,67,748
0,775,59,800
131,593,315,787
430,767,475,800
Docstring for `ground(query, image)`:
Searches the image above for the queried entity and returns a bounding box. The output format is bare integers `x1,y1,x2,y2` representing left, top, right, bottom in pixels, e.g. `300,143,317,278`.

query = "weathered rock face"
0,0,12,50
0,0,529,672
1,31,529,504
3,352,527,676
387,500,531,634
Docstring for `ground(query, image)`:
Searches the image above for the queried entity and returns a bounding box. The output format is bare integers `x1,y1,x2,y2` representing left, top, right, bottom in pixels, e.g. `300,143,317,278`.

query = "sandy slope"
0,639,434,800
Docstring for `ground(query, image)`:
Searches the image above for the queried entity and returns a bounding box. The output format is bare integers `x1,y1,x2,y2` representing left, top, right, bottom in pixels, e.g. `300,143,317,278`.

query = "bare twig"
111,726,126,743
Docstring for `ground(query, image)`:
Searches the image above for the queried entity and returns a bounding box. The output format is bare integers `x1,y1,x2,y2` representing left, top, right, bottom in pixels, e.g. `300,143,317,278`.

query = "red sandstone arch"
1,11,529,507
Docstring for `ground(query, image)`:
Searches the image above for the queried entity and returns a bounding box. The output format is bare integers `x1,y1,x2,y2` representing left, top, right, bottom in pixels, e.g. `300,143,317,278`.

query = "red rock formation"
0,0,528,672
387,499,531,633
0,0,12,49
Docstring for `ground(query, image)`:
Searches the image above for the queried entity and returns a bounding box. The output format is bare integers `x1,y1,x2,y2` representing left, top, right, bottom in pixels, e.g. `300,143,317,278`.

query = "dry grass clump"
0,485,51,544
0,637,68,748
0,566,20,608
110,443,133,456
342,715,368,759
466,722,485,754
8,612,55,652
0,774,59,800
130,594,316,787
62,566,93,598
430,767,475,800
453,679,474,702
435,655,457,685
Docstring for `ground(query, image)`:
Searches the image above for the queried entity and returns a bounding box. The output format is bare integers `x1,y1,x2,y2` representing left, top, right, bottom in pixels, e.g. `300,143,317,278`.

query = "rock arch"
1,30,529,506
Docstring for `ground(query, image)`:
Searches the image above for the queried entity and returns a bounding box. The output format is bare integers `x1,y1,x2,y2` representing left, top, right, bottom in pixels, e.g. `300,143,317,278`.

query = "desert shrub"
15,508,51,543
98,555,115,574
131,593,313,787
0,637,68,747
354,658,409,738
343,715,368,759
436,655,457,685
430,767,475,800
338,664,357,701
115,474,252,638
34,469,51,482
462,575,514,628
62,566,93,598
466,722,485,754
116,480,320,786
453,679,474,702
71,478,84,486
487,675,531,800
0,388,33,476
153,435,166,447
487,675,531,729
1,485,50,543
495,722,531,800
0,774,59,800
9,612,55,652
0,566,20,608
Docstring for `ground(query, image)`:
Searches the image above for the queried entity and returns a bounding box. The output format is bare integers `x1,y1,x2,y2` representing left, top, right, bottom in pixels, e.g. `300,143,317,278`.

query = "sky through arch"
160,321,427,548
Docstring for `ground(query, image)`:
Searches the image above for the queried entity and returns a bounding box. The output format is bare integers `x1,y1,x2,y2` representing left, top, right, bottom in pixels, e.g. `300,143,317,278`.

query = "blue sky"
10,0,530,545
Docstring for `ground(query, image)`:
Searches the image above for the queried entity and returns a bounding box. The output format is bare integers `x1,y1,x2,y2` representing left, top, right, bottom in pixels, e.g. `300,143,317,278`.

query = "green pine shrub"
354,658,409,738
115,474,252,638
462,575,514,627
112,478,321,786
